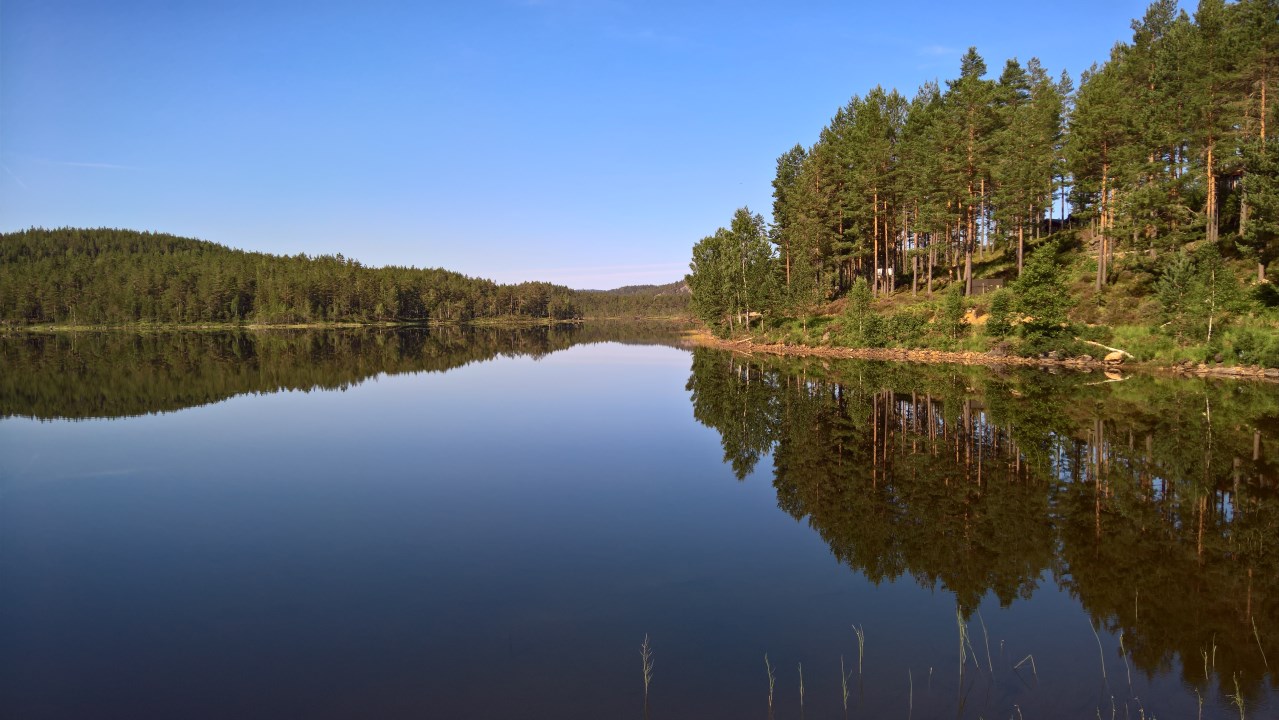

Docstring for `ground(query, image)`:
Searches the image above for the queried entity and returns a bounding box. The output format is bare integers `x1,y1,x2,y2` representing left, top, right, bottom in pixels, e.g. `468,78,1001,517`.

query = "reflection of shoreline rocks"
0,323,685,420
686,347,1278,699
684,330,1279,381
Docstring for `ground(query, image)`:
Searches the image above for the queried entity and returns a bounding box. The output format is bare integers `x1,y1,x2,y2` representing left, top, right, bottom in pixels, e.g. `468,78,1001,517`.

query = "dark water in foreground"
1,326,1276,719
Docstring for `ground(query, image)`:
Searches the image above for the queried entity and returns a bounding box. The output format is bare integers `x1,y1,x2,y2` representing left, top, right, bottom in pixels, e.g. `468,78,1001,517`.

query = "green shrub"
1075,324,1113,344
886,309,928,347
1232,327,1279,367
986,290,1013,337
936,284,968,340
1013,241,1072,346
840,278,888,347
1157,245,1245,343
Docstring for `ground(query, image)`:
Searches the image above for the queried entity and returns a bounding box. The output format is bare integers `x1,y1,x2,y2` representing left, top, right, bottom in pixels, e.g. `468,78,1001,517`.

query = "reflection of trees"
686,348,1279,696
0,322,685,420
685,351,778,478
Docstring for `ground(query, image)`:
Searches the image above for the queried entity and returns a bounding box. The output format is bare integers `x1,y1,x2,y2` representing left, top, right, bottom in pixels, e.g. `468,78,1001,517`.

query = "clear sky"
1,0,1189,288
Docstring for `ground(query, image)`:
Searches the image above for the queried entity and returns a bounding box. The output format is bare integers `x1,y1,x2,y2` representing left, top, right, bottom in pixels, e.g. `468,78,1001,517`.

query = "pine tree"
771,144,808,293
1067,59,1136,290
1229,0,1279,280
991,58,1036,274
1011,241,1072,347
944,48,996,294
1240,139,1279,282
898,82,948,296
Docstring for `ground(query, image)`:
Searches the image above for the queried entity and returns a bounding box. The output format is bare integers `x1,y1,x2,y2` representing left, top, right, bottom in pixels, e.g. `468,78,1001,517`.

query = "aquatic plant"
764,653,776,713
640,634,654,709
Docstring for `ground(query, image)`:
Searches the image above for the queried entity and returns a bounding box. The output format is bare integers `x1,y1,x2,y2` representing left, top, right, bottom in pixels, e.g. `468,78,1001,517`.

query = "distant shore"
1,316,698,335
2,318,587,333
682,330,1279,382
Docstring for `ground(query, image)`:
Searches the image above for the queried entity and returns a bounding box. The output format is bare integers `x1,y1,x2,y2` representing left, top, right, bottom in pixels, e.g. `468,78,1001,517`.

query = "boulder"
1104,350,1126,365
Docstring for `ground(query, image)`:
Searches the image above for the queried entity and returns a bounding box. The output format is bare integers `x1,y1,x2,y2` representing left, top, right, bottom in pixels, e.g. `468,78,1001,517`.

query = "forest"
687,0,1279,365
0,227,689,326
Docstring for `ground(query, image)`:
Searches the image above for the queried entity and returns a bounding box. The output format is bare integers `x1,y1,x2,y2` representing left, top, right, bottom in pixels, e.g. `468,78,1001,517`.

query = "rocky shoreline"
682,331,1279,382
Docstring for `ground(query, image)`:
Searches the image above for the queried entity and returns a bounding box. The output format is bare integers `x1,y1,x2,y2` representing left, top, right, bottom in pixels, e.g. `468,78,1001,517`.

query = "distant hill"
573,280,691,319
588,280,690,297
0,227,583,325
0,227,691,326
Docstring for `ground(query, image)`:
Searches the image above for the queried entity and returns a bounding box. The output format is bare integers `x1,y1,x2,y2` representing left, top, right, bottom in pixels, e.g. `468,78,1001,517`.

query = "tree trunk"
1096,231,1106,292
979,177,987,258
964,243,973,296
1108,188,1116,269
1206,142,1218,246
906,206,914,296
784,239,791,290
1097,162,1108,292
928,244,934,297
965,201,975,295
1058,174,1065,229
1017,217,1025,277
1035,199,1041,242
886,204,895,294
873,191,880,296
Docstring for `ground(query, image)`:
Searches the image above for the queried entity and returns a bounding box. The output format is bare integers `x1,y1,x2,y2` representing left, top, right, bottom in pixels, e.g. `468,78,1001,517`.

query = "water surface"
1,326,1275,719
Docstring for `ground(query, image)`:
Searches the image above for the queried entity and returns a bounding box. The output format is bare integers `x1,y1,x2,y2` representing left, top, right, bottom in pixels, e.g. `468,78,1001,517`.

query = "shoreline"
1,316,693,334
0,318,587,334
681,330,1279,382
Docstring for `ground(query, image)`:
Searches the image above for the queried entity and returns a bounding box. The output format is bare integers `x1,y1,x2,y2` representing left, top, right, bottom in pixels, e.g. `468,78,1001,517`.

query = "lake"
1,325,1275,719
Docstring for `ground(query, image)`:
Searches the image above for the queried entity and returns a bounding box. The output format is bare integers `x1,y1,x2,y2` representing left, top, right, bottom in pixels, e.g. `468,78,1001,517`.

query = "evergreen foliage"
842,278,876,344
1009,241,1072,346
0,228,585,325
0,228,691,325
1157,244,1246,343
937,284,969,340
688,0,1278,361
986,289,1014,338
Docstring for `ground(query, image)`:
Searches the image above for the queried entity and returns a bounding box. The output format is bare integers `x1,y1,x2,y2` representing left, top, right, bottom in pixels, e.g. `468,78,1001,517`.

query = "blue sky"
1,0,1189,288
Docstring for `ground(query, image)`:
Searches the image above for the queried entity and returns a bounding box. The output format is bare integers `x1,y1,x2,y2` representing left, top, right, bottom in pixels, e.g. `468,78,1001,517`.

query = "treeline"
573,281,692,319
687,348,1279,700
0,227,586,325
689,0,1278,324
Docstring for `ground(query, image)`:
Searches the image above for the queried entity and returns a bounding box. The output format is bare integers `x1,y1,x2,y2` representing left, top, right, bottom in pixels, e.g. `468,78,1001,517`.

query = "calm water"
1,326,1276,719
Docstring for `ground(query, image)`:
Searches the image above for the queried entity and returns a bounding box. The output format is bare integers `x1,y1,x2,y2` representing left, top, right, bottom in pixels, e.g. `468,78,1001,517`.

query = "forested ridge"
573,280,692,318
688,0,1279,366
0,227,689,325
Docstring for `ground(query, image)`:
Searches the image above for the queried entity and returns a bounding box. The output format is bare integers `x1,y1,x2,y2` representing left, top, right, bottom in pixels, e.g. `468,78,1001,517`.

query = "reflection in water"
0,323,685,420
687,348,1278,701
3,331,1277,718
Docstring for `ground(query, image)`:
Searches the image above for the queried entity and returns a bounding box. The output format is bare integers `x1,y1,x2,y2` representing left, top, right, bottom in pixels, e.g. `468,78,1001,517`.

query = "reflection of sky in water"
0,341,1272,720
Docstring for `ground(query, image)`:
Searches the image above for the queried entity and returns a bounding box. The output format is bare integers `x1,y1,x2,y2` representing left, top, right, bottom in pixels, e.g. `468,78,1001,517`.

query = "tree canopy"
692,0,1278,324
0,227,690,325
